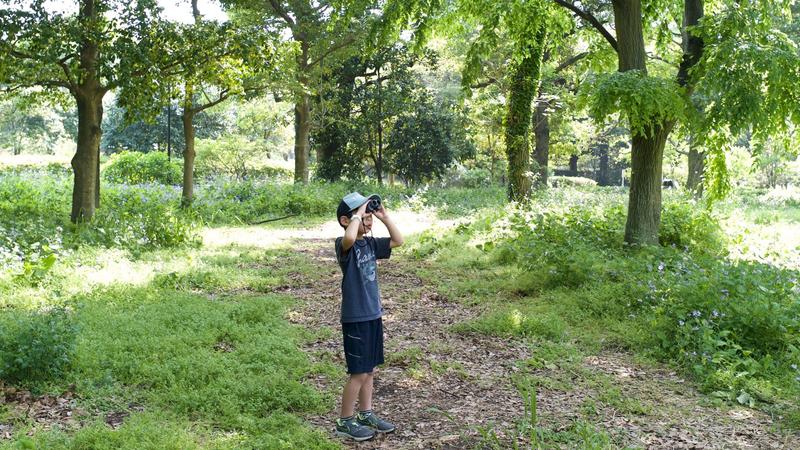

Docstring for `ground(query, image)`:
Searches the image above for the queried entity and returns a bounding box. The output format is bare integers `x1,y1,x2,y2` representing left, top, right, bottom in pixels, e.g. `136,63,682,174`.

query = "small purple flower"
691,310,701,318
711,310,720,318
721,289,729,298
658,262,665,272
678,320,685,326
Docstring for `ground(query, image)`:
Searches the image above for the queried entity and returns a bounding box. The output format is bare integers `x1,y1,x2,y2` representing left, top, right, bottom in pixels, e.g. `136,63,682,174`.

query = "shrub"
452,188,799,405
86,183,199,249
103,151,182,185
549,176,597,188
659,199,727,256
759,186,800,207
446,166,496,188
195,136,267,180
0,308,78,385
0,173,70,275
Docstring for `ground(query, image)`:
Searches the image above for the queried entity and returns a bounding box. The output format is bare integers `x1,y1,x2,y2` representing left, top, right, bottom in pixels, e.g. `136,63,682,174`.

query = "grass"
0,241,341,449
3,169,799,447
400,186,800,446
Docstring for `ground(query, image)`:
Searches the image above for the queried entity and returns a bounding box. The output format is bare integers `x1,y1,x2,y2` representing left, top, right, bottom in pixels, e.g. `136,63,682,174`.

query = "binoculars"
366,195,382,213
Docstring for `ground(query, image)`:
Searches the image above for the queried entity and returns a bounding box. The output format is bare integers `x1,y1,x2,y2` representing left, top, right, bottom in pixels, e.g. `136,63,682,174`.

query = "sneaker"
357,411,396,433
335,416,375,441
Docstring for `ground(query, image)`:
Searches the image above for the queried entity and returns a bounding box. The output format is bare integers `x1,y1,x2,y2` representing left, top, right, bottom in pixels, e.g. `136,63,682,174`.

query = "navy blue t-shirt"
335,236,392,323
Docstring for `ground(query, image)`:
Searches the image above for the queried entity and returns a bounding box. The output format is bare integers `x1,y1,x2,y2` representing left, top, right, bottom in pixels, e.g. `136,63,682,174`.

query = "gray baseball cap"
336,192,381,220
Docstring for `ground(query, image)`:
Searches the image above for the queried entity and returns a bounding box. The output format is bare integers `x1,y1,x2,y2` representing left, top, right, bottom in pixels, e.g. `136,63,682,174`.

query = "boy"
334,192,404,441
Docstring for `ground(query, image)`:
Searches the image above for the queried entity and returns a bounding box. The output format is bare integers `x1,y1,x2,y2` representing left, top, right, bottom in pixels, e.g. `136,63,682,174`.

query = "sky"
28,0,228,23
158,0,228,23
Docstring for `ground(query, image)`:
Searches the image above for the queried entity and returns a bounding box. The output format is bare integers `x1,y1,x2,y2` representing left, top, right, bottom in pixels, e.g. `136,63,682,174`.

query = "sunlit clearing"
202,208,449,249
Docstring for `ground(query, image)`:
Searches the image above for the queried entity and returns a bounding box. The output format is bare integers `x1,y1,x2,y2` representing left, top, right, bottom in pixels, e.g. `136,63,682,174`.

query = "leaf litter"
287,238,800,449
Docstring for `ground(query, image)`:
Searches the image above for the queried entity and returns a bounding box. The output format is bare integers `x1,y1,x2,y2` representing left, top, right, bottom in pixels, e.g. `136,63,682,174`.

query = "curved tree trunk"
680,0,705,198
505,29,546,201
533,98,549,188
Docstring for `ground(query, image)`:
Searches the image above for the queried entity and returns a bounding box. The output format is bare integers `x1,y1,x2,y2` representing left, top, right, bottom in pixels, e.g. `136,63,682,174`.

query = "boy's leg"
340,373,368,418
337,373,375,441
357,372,374,411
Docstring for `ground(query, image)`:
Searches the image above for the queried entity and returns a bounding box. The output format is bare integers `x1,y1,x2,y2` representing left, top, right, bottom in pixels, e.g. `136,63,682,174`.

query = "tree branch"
307,35,356,68
268,0,296,30
57,54,78,92
194,89,230,113
551,0,618,52
555,51,588,73
469,77,498,89
1,79,71,93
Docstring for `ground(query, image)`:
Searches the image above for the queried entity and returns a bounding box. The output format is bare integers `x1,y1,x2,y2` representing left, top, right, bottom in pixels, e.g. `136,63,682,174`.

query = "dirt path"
282,235,800,449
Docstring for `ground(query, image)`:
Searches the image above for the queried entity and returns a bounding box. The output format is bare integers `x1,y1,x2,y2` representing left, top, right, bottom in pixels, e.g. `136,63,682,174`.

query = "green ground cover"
405,186,800,446
2,166,798,447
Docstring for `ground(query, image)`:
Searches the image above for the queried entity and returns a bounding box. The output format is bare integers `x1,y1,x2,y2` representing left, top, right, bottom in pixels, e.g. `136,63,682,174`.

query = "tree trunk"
624,127,669,244
376,67,384,185
613,0,671,245
533,98,549,188
488,133,496,181
597,143,610,185
569,154,578,172
294,94,311,183
181,109,196,207
680,0,705,197
69,0,106,223
505,29,546,201
71,90,104,222
686,147,705,196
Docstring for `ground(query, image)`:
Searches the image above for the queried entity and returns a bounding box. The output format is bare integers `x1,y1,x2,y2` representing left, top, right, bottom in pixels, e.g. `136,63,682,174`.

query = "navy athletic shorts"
342,318,384,374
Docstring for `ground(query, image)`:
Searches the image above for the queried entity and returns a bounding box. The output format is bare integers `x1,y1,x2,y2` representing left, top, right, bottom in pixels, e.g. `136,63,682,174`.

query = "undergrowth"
409,187,800,431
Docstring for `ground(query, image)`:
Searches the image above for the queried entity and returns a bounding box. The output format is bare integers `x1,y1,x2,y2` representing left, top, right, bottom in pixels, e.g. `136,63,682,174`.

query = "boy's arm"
374,205,404,248
340,202,369,253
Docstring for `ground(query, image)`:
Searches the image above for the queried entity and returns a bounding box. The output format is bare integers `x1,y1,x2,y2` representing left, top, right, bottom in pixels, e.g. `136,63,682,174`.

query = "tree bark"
686,147,705,196
613,0,671,245
294,93,311,183
70,0,105,223
533,99,549,188
181,108,196,207
505,29,546,201
679,0,705,197
376,66,384,185
624,126,669,244
597,143,610,185
569,154,578,172
71,89,104,222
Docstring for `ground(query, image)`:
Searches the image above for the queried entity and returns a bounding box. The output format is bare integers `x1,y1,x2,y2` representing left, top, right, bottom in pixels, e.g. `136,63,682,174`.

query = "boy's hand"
373,204,389,221
355,202,369,217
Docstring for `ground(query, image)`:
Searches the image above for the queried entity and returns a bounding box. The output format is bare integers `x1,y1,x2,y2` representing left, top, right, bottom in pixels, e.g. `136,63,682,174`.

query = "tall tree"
0,98,65,154
505,33,546,200
224,0,373,184
167,0,276,206
690,2,800,198
380,0,566,200
566,0,799,242
0,0,167,222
